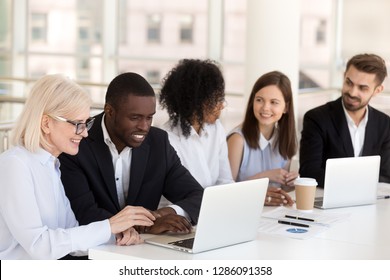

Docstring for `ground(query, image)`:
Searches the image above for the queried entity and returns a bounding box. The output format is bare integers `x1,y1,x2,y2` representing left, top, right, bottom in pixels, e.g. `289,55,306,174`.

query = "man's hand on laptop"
143,214,192,234
135,207,192,234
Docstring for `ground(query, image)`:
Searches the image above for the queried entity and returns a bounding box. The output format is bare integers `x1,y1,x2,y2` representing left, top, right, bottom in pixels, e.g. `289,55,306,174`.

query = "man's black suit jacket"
59,113,204,225
299,97,390,187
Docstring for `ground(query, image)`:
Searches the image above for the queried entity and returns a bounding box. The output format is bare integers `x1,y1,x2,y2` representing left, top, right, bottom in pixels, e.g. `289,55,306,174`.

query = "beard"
342,92,370,112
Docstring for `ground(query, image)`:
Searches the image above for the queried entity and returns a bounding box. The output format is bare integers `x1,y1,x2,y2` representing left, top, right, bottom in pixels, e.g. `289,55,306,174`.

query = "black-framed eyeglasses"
50,115,95,135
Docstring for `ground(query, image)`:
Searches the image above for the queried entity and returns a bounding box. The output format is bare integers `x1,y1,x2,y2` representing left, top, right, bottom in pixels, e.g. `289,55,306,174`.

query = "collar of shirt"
190,123,210,138
259,128,278,151
169,120,211,140
101,114,132,154
102,114,115,149
36,147,60,169
342,100,368,157
342,100,369,128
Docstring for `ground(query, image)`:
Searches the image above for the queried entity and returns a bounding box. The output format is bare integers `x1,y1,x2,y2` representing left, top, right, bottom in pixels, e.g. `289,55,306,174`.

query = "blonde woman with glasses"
0,74,155,259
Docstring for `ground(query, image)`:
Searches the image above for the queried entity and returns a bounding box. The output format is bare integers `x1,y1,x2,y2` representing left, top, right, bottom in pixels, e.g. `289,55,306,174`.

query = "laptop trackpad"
145,232,195,245
169,237,195,249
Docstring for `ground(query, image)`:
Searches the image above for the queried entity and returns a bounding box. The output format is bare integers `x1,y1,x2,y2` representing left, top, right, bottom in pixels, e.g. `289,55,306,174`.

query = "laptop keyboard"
168,238,194,249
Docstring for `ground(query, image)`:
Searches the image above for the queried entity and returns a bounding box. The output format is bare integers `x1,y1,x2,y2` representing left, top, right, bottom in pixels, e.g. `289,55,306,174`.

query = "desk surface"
89,184,390,260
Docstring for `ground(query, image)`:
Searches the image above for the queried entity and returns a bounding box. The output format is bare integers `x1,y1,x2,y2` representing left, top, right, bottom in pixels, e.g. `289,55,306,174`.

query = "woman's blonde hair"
11,74,92,152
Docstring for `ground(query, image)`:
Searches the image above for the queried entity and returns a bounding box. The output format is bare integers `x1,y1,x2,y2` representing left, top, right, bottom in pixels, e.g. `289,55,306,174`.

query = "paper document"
262,207,350,226
258,219,328,240
259,206,350,240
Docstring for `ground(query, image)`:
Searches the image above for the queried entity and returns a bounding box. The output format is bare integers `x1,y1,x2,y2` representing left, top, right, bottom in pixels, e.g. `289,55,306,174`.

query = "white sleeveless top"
228,127,288,187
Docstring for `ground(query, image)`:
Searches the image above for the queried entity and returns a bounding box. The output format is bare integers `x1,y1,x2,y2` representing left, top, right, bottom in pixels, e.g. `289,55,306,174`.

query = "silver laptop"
145,178,268,253
314,155,380,209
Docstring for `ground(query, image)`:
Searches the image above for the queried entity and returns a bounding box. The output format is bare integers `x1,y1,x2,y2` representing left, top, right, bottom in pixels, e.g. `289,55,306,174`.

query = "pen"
284,215,315,222
278,220,310,228
377,195,390,199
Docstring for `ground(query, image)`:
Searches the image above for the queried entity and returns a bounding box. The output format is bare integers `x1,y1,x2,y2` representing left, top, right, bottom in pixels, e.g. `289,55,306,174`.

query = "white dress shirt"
342,102,368,157
162,119,234,188
0,146,112,259
101,115,187,217
102,116,132,209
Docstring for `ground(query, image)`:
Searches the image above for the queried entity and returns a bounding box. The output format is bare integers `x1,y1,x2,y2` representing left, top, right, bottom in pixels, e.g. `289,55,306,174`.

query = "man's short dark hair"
105,72,155,108
346,53,388,85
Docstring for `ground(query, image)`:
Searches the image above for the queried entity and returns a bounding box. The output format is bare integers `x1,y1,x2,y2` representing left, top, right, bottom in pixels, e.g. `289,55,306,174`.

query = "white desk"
89,185,390,260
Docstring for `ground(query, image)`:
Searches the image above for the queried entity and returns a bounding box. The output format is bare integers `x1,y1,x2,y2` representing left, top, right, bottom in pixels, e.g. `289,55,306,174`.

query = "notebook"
314,155,380,209
145,178,268,253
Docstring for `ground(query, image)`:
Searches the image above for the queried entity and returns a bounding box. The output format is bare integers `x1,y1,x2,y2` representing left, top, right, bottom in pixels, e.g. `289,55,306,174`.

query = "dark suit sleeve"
379,135,390,183
59,151,115,225
374,111,390,183
160,132,204,224
299,109,327,187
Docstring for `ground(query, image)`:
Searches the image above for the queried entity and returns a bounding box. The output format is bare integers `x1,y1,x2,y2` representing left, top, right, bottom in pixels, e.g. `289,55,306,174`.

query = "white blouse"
0,146,112,259
162,119,234,188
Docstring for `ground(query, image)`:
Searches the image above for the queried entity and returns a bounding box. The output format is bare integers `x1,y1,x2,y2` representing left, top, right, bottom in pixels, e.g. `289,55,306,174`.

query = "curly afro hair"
159,59,225,137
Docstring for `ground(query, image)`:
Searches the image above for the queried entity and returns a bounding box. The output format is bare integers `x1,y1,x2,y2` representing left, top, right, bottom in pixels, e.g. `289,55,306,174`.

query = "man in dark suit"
59,72,203,234
300,53,390,187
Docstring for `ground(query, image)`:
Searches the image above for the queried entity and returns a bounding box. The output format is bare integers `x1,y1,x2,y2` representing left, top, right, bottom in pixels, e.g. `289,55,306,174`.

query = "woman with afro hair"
159,59,234,189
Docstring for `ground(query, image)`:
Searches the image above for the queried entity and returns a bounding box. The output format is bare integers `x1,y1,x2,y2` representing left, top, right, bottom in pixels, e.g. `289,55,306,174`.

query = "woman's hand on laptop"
265,187,294,206
109,205,155,234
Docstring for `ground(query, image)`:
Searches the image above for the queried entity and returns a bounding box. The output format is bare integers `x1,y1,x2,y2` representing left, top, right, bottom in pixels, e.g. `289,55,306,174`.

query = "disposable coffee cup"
294,177,318,212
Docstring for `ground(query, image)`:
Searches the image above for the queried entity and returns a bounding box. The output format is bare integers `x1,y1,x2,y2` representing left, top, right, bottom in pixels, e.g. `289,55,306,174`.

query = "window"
316,19,326,45
147,14,161,43
146,70,160,85
0,0,11,80
77,58,90,80
118,0,127,44
0,0,11,49
30,13,47,42
79,26,89,41
179,15,193,43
